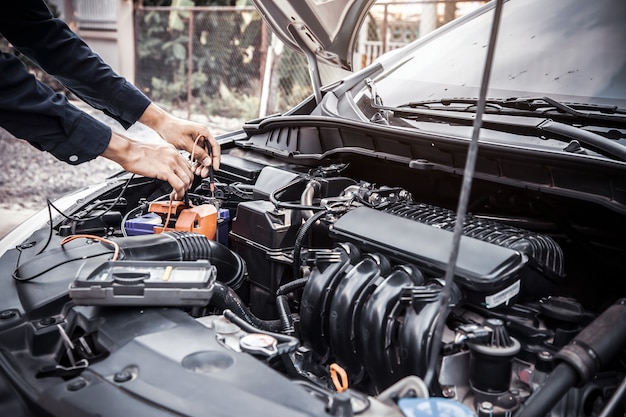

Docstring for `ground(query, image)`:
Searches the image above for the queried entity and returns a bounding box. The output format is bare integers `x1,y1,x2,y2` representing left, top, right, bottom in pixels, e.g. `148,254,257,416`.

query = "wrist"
138,103,169,133
101,131,135,168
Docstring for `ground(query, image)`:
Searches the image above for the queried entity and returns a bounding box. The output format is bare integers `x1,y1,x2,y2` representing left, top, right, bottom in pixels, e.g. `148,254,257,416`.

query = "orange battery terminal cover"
150,201,218,240
149,201,187,216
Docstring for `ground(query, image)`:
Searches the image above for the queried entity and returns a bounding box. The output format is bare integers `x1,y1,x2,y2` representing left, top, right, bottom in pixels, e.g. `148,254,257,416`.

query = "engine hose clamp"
330,363,349,393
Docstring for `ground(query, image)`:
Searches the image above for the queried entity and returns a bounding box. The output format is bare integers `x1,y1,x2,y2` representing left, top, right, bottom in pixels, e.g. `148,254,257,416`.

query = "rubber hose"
515,363,578,417
211,282,283,332
223,309,299,356
518,299,626,417
117,232,247,289
276,277,309,296
292,209,327,279
276,295,294,334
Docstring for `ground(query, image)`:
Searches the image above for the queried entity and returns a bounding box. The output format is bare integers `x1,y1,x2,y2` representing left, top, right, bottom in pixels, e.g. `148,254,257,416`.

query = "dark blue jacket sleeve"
0,0,152,164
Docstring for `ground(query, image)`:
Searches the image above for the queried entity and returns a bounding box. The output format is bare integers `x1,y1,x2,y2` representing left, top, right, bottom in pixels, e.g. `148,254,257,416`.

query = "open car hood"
251,0,376,70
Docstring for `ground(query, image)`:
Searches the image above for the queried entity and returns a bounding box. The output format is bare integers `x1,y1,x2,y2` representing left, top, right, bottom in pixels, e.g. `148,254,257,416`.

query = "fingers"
103,129,201,200
140,105,222,171
205,135,221,170
148,112,221,172
168,175,187,201
193,132,220,171
144,143,193,199
192,162,209,178
169,157,194,199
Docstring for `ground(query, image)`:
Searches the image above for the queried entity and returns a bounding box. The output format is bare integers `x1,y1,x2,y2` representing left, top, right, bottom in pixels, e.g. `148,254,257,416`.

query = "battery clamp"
149,201,218,238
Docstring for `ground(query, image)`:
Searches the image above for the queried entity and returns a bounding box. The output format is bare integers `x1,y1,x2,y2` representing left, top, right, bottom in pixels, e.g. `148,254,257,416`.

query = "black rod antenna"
423,0,506,388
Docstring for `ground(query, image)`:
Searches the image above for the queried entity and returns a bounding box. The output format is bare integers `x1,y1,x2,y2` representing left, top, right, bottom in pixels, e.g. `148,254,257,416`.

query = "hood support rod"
288,24,323,104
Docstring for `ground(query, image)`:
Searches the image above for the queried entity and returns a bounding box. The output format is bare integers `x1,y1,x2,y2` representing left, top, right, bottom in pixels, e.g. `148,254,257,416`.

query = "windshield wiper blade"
534,96,624,117
375,100,626,161
405,96,626,127
537,119,626,161
364,81,626,160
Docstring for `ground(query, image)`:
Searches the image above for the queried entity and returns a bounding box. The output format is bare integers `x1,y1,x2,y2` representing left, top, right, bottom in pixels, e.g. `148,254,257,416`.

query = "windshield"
366,0,626,108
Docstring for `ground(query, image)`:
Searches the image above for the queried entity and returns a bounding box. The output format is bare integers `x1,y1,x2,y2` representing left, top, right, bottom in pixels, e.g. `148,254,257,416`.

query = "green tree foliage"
135,0,262,117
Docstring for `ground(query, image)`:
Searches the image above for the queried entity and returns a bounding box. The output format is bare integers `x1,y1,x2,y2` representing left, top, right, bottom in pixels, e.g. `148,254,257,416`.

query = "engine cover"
330,206,535,307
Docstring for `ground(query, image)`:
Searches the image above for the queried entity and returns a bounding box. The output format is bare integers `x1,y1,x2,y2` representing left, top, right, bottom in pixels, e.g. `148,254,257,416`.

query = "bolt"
39,317,56,326
479,401,493,411
67,378,87,391
0,310,16,320
539,351,552,360
441,385,456,398
113,370,132,383
486,318,504,327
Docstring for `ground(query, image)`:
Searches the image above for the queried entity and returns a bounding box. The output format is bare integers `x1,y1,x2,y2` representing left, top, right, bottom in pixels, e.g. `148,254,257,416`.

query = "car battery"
124,212,163,236
133,201,219,240
216,208,230,246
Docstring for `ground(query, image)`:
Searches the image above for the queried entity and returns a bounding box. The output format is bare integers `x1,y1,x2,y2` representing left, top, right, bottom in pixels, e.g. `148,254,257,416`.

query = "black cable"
35,198,55,256
13,175,136,268
210,282,283,332
13,250,112,282
276,277,310,296
292,209,328,279
275,295,294,334
598,374,626,417
274,278,309,335
46,174,135,223
222,309,300,356
269,177,325,212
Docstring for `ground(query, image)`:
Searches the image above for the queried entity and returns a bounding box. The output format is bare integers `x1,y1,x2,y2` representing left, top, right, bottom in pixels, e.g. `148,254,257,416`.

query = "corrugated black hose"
210,281,283,332
292,209,328,279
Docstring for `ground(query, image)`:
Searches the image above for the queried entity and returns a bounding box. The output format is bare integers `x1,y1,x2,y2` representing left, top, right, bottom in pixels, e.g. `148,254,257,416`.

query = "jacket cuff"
104,80,152,129
50,111,112,165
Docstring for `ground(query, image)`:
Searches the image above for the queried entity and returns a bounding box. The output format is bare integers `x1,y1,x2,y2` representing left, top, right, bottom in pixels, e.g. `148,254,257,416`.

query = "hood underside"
251,0,376,71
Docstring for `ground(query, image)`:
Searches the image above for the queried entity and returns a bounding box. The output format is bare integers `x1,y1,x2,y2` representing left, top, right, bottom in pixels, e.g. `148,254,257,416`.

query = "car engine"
1,149,625,417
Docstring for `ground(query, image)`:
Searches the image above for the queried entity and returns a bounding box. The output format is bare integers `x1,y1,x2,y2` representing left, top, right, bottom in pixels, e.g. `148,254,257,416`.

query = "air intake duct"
14,232,246,290
116,232,247,290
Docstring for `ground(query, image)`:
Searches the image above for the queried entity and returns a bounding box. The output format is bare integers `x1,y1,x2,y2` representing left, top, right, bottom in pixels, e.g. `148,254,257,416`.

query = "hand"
102,131,194,199
138,103,221,175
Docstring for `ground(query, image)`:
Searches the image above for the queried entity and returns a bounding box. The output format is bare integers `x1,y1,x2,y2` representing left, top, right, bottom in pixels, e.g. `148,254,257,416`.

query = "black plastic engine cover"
31,308,331,417
383,201,564,278
330,206,530,308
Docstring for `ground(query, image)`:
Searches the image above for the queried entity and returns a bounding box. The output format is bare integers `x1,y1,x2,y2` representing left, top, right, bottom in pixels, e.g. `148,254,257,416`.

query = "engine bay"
0,147,625,417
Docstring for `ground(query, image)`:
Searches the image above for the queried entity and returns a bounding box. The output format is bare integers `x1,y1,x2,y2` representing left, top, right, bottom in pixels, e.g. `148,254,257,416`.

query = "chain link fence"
134,2,485,126
135,5,310,126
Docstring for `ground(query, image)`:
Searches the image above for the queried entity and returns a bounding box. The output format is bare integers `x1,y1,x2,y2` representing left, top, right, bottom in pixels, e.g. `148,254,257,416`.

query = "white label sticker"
485,280,520,309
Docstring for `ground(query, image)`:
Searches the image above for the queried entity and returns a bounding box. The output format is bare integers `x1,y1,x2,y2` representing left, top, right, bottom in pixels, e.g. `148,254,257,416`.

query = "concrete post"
117,0,136,84
419,1,438,38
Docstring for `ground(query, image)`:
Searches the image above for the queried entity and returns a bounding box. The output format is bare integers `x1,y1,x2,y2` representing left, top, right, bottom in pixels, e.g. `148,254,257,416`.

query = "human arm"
1,0,218,194
101,131,194,199
0,52,110,165
0,52,194,197
1,0,151,129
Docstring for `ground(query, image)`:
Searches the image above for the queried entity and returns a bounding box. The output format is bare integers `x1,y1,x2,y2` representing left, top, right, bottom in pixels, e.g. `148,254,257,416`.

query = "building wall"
47,0,136,84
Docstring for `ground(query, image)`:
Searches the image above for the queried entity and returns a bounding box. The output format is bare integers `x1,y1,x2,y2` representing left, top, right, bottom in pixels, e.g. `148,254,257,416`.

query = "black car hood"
251,0,376,71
